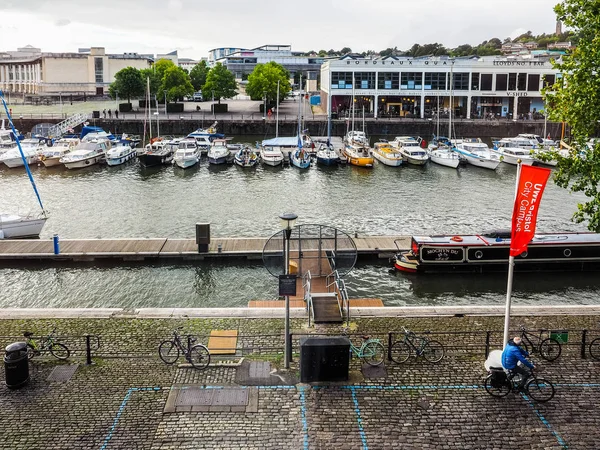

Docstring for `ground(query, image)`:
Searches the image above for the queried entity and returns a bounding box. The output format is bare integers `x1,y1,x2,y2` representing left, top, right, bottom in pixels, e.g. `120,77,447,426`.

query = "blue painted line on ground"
555,383,600,388
343,384,481,390
521,393,568,449
298,386,309,450
350,386,369,450
101,387,162,450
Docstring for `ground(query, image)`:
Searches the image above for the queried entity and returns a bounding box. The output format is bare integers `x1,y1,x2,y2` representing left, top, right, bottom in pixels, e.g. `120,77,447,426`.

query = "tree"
317,49,327,57
246,61,291,104
202,63,237,104
340,47,352,55
189,61,209,91
543,0,600,231
162,66,194,102
108,67,144,103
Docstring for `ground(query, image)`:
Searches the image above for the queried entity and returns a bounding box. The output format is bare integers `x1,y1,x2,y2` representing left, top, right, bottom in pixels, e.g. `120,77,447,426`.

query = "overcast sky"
1,0,561,60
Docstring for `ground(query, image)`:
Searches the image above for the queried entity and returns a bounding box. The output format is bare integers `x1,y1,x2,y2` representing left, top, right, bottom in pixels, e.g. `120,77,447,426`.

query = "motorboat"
491,142,535,166
372,141,403,167
138,140,175,167
0,213,47,239
315,143,341,166
343,143,374,167
453,138,500,170
428,147,460,169
105,143,136,167
173,139,201,169
208,139,231,165
259,145,284,167
80,125,116,142
191,135,212,154
60,139,110,169
389,136,429,166
186,122,225,142
40,137,80,167
392,230,600,274
344,130,369,146
0,138,44,167
290,146,311,169
233,146,259,168
0,121,19,156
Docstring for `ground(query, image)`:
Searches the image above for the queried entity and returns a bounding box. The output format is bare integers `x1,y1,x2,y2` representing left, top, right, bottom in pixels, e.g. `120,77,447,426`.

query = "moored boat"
105,143,136,166
0,138,43,168
138,140,175,167
173,139,200,169
40,137,80,167
491,143,535,166
389,136,429,166
208,139,231,165
233,146,259,168
315,143,341,166
0,213,47,239
392,230,600,273
59,139,110,169
290,146,311,169
453,139,500,170
259,145,284,167
343,143,373,167
372,141,403,167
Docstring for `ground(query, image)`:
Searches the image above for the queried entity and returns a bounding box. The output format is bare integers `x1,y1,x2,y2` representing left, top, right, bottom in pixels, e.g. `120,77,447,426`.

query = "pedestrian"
103,109,106,118
108,109,112,118
115,109,119,119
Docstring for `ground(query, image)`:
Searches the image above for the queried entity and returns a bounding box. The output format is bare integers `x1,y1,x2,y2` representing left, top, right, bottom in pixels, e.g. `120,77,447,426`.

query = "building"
320,55,561,120
156,50,179,66
0,46,152,97
211,44,324,84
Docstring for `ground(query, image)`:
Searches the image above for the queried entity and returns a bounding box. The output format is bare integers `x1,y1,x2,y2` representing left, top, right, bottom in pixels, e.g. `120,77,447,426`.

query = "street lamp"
280,212,298,369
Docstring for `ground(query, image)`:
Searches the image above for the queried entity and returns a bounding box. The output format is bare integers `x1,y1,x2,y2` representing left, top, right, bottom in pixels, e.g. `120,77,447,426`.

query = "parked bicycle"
344,331,385,366
24,328,70,360
484,366,555,402
589,336,600,360
517,326,561,361
390,327,445,364
158,327,210,370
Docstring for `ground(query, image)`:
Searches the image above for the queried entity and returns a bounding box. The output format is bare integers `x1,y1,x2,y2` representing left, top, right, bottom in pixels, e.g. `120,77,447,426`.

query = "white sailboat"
0,91,47,239
427,95,460,169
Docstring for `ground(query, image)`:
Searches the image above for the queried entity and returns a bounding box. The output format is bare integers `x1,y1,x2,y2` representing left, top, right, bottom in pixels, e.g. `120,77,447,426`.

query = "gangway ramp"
48,113,88,138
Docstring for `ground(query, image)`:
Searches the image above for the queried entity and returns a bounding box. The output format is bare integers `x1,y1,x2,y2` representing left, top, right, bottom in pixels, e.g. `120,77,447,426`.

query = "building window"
377,72,399,89
508,73,517,90
94,57,104,83
543,74,556,87
527,74,540,92
354,72,375,89
480,74,493,91
451,72,469,90
331,72,353,89
495,74,508,91
400,72,422,90
517,73,527,91
471,72,480,90
424,72,446,90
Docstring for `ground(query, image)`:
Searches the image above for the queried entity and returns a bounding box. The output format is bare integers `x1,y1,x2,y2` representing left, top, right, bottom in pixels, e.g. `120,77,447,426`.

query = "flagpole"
503,161,523,348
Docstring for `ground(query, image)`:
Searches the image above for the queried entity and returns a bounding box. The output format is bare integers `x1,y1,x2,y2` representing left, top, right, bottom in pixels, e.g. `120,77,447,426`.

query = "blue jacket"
501,340,533,369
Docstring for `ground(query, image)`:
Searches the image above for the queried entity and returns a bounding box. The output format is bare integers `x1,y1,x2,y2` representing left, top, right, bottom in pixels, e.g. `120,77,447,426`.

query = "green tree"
139,68,161,96
108,67,144,103
317,49,327,57
543,0,600,230
246,61,291,104
162,66,194,102
340,47,352,55
189,61,209,91
202,63,237,104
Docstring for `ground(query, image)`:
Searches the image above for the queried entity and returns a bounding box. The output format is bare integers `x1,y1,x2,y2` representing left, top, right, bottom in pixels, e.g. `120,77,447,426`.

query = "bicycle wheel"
589,338,600,360
188,344,211,370
484,374,511,397
422,340,445,363
525,377,555,402
539,338,561,361
390,341,411,364
49,343,70,360
158,340,179,364
26,343,35,360
362,341,385,366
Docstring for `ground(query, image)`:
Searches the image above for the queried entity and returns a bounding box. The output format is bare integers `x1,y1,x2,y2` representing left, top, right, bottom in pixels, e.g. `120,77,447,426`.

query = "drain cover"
249,361,271,379
175,387,248,407
212,388,248,406
175,388,214,407
46,365,78,382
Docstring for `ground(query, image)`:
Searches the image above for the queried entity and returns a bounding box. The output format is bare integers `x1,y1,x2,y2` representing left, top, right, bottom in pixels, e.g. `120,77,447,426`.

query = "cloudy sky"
1,0,561,59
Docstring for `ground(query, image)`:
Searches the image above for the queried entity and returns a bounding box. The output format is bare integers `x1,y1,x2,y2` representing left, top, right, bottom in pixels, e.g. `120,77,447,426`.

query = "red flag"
510,165,552,257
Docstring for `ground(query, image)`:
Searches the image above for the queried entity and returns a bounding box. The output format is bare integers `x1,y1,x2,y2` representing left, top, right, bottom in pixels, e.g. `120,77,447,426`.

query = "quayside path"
0,235,410,262
1,311,599,449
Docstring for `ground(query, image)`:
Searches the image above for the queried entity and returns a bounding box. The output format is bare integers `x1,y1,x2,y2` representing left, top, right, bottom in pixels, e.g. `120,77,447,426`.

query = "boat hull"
316,156,339,166
41,157,63,167
174,157,199,169
463,155,499,170
138,153,173,167
372,152,402,167
106,151,136,166
0,216,47,239
1,155,39,168
62,155,104,169
430,154,460,168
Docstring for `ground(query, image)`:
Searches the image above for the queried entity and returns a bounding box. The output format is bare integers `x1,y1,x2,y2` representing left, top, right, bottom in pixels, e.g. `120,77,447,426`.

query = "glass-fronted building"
320,55,560,119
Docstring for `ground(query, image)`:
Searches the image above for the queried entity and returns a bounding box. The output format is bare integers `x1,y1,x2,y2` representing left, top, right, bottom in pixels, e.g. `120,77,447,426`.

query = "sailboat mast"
147,77,152,142
327,75,332,144
297,74,302,141
351,73,355,134
276,80,280,138
437,95,440,138
155,94,160,138
449,61,453,139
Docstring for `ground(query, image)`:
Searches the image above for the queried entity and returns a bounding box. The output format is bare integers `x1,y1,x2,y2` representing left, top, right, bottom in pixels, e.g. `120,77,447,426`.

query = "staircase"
304,270,347,324
48,113,88,138
312,292,343,323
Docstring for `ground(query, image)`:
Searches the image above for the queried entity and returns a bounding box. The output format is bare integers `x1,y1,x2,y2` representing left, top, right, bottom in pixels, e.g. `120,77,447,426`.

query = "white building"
320,55,560,120
0,47,152,97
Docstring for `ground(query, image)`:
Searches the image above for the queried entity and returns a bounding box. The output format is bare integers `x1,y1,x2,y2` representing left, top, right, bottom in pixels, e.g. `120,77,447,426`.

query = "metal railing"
303,270,314,327
325,269,350,324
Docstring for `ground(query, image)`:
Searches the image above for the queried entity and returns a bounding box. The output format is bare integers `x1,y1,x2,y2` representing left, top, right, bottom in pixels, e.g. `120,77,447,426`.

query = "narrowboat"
392,230,600,273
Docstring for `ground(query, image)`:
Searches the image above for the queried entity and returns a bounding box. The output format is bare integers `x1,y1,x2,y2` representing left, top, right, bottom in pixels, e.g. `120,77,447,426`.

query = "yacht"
173,139,201,169
138,140,175,167
491,141,535,166
105,143,136,167
389,136,429,166
0,122,19,156
343,143,374,167
59,139,110,169
372,141,403,167
315,143,341,166
207,139,231,165
40,137,80,167
259,145,284,167
453,138,500,170
0,213,47,239
427,137,460,169
344,130,369,146
0,138,44,168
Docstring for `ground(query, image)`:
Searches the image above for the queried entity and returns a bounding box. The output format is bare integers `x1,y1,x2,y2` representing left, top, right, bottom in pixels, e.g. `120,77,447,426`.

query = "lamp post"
280,212,297,369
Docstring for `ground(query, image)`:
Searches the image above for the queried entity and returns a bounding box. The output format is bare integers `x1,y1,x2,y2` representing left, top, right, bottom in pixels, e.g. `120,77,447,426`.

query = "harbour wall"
16,117,562,140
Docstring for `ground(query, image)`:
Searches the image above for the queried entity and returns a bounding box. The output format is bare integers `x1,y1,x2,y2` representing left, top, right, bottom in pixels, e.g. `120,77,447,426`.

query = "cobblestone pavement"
0,315,599,449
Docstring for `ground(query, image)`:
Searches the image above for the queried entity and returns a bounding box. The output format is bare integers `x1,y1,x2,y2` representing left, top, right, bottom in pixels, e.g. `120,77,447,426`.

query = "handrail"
303,271,314,327
325,269,350,324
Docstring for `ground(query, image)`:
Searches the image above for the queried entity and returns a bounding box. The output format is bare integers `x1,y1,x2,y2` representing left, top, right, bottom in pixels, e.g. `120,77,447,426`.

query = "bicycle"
484,366,555,402
24,329,70,360
345,332,385,366
589,337,600,360
390,327,445,364
518,326,561,361
158,327,211,370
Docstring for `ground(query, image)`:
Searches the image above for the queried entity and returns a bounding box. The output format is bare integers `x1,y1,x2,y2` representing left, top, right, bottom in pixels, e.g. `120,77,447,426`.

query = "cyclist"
502,336,535,391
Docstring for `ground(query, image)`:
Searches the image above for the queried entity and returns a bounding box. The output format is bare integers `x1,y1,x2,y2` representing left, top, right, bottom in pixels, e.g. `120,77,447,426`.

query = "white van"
193,92,203,102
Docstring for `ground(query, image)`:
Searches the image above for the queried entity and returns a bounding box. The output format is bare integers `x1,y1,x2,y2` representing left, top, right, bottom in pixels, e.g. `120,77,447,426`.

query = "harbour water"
0,140,596,308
